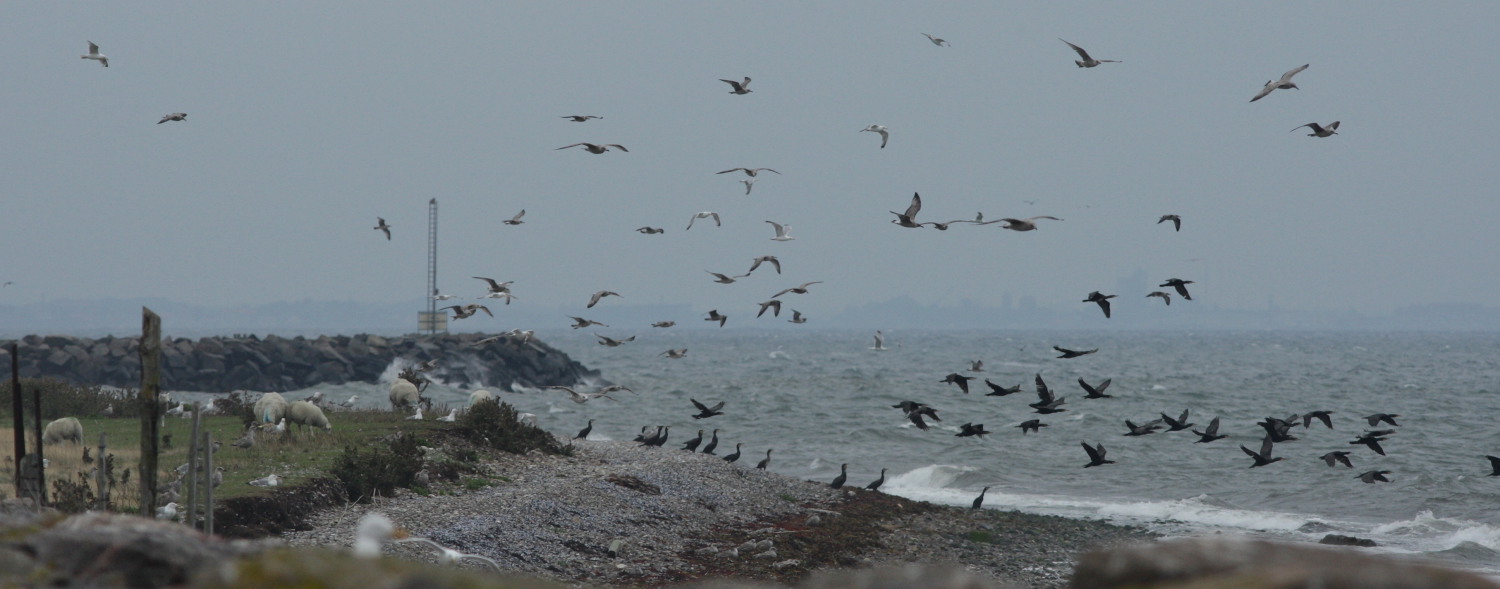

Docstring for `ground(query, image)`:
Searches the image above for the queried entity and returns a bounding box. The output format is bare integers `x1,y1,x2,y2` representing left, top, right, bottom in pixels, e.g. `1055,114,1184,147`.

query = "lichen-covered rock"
1069,536,1500,589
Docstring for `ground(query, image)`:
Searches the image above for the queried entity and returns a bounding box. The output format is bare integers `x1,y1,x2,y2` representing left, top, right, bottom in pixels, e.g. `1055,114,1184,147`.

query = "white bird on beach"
687,211,721,230
248,474,281,487
766,221,794,241
407,407,424,420
1059,38,1119,68
340,395,358,408
81,41,108,67
860,125,889,149
1250,64,1310,102
353,513,396,558
396,537,502,570
437,408,458,422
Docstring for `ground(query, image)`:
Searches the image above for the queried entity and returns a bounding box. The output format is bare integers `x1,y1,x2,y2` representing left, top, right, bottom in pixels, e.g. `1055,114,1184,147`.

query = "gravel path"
280,440,1155,588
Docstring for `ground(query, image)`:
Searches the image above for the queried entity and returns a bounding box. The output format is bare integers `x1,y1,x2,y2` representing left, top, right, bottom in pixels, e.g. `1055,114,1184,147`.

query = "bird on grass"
437,408,458,422
248,474,281,487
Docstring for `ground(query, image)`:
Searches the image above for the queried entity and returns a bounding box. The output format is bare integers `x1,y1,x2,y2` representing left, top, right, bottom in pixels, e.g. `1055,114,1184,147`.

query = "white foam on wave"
1094,495,1316,532
1371,510,1500,553
880,464,979,505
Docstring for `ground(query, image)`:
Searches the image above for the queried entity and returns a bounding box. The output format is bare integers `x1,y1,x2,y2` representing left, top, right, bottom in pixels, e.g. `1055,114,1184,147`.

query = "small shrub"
51,472,97,514
455,400,566,455
329,432,424,503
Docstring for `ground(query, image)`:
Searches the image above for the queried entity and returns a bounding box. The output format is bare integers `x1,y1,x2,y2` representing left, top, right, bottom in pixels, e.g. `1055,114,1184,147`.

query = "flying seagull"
587,290,621,308
545,386,617,404
687,211,721,230
502,210,526,225
1083,291,1117,318
1147,291,1172,305
594,333,635,347
473,276,513,294
772,281,823,298
997,216,1062,231
556,142,627,154
568,316,607,329
661,348,688,359
746,255,781,275
756,299,782,318
707,271,740,284
1158,214,1181,231
705,309,728,327
861,124,889,149
740,179,755,195
720,77,753,94
921,33,950,47
891,192,923,227
562,115,602,122
652,321,676,328
788,310,807,324
158,113,187,124
374,217,391,240
766,221,795,241
637,226,664,234
717,167,780,177
1250,64,1310,102
82,41,108,67
1059,38,1119,68
1292,121,1340,137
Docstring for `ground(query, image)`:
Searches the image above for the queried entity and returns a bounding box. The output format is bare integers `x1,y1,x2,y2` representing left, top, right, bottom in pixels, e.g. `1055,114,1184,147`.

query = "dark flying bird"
1017,419,1048,434
1242,436,1286,467
1083,291,1117,318
1123,419,1163,437
569,316,607,329
985,379,1021,396
1303,411,1335,429
562,115,602,122
705,309,728,327
158,112,187,124
1292,121,1340,137
1082,442,1114,467
587,290,621,308
1054,346,1098,359
745,255,782,275
1350,432,1389,456
788,310,807,324
1160,279,1194,300
955,423,991,438
1356,470,1392,484
1079,378,1113,399
1031,375,1067,414
502,210,526,225
1158,214,1181,232
772,282,823,298
717,167,780,177
940,373,974,394
1365,413,1401,427
921,33,950,47
1321,451,1353,468
756,299,783,318
374,217,392,240
1192,417,1227,443
721,77,753,95
1486,455,1500,476
691,399,726,419
1160,409,1195,432
556,142,628,154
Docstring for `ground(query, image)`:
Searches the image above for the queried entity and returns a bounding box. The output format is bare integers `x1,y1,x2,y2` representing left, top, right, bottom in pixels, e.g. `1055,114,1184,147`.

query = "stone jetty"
0,333,597,392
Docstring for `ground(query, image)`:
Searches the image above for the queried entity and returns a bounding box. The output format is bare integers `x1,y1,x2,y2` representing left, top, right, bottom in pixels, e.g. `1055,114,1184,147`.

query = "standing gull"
921,33,950,47
82,41,108,67
1250,64,1310,102
374,218,392,240
721,77,753,94
860,125,890,149
1059,39,1119,68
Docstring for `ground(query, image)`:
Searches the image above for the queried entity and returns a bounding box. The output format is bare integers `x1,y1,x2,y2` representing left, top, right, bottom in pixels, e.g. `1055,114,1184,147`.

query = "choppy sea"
259,329,1500,574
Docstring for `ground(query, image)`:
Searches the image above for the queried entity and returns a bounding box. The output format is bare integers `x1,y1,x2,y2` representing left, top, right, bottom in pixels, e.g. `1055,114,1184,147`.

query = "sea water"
270,329,1500,574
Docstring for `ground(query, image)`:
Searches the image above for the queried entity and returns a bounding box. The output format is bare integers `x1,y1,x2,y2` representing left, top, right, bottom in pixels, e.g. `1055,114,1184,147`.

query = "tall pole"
9,343,24,494
139,307,162,515
427,198,438,334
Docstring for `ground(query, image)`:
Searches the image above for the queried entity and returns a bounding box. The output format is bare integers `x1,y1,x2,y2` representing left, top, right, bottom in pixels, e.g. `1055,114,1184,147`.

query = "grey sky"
3,2,1498,328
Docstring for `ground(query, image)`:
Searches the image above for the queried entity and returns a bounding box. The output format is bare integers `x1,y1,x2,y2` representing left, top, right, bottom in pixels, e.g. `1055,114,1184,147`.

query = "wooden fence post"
139,307,161,516
9,344,28,502
94,434,108,510
185,404,201,530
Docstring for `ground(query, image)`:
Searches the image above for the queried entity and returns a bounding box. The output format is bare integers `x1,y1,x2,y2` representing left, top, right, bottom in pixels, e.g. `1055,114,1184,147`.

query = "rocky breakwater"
0,333,598,392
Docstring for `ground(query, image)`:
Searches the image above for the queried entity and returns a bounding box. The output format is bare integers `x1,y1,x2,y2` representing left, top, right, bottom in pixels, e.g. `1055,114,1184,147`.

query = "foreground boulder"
1070,536,1500,589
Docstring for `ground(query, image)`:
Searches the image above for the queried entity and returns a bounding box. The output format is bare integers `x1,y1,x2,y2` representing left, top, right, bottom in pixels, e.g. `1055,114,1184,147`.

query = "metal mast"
426,198,439,334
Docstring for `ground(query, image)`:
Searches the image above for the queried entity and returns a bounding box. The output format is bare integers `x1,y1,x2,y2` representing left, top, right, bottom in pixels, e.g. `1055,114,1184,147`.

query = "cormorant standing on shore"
866,468,886,491
681,430,704,452
701,429,720,455
646,427,670,447
756,449,773,470
575,419,593,440
723,443,742,463
971,486,990,509
830,464,848,489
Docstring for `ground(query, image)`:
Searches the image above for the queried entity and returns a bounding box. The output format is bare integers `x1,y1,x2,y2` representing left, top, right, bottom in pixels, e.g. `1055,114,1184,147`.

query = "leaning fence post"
203,429,214,535
185,403,201,529
139,307,161,516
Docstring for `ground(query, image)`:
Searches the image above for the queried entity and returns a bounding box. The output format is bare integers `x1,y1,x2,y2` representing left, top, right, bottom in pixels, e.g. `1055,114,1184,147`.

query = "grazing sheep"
253,392,289,424
469,389,494,405
390,379,421,411
286,400,333,432
43,417,83,445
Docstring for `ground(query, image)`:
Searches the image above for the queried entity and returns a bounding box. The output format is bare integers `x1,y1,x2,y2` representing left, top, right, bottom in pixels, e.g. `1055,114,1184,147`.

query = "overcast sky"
3,2,1498,328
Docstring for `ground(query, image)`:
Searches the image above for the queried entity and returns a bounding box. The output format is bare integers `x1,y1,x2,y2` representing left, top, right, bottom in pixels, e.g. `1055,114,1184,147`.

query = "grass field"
2,410,455,512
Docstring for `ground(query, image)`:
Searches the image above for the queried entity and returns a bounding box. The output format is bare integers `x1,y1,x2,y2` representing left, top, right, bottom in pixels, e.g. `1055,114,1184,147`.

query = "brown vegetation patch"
604,473,662,495
214,476,347,539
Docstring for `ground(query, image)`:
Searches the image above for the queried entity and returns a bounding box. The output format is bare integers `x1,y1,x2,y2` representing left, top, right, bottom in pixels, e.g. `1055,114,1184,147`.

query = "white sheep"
286,400,333,432
253,392,288,424
42,417,83,445
468,389,494,405
390,379,421,411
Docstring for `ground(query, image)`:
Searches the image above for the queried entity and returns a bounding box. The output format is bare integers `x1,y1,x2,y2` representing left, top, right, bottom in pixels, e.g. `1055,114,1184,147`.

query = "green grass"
10,411,457,505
